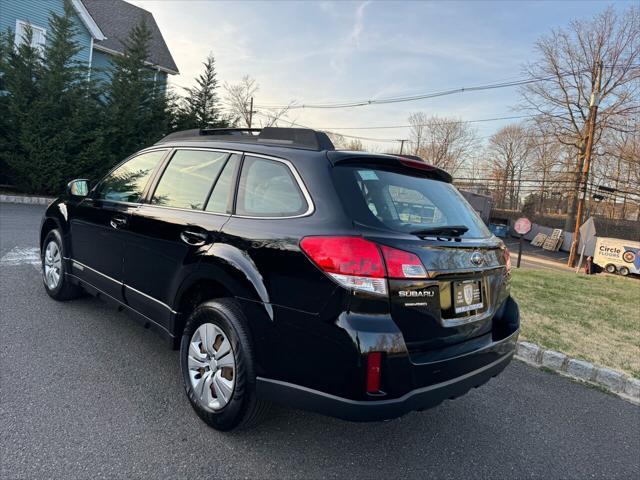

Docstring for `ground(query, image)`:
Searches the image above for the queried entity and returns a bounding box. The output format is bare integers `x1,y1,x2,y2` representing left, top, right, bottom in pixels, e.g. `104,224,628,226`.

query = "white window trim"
15,20,47,49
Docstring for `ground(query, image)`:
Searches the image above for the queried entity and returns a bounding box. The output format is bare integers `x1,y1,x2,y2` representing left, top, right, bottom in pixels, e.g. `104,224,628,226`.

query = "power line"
314,114,535,130
256,77,548,110
254,65,639,110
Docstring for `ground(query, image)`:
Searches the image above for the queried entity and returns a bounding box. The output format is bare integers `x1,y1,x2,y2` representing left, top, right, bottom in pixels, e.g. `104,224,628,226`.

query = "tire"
180,298,270,431
618,266,630,276
605,264,617,274
41,229,82,301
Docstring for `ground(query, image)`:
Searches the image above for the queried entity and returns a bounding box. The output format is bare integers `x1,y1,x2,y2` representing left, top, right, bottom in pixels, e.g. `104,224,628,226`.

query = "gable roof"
81,0,179,74
71,0,105,40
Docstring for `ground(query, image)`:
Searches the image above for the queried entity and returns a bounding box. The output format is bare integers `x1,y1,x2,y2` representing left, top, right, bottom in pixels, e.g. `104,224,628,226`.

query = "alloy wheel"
43,240,62,290
187,323,236,412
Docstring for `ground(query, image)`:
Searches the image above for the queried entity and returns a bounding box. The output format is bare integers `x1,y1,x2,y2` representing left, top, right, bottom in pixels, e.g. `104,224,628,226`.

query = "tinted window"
205,154,240,214
96,150,165,202
333,166,491,238
236,156,307,217
151,150,228,210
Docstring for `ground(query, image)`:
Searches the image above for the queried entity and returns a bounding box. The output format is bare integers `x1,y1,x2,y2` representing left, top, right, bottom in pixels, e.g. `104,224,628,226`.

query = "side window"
15,21,46,50
205,154,240,214
96,150,165,203
236,156,308,217
151,150,228,210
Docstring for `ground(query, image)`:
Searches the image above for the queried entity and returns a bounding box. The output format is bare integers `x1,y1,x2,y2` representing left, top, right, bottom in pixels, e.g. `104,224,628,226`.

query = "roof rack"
156,127,335,151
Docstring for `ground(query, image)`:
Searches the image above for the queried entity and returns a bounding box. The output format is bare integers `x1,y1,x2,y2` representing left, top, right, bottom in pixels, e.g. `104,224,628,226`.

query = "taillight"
299,236,428,295
366,352,382,393
504,247,512,274
380,245,427,278
300,236,387,294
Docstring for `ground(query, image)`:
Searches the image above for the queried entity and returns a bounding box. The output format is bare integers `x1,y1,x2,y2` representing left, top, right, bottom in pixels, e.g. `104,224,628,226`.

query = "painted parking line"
0,246,40,267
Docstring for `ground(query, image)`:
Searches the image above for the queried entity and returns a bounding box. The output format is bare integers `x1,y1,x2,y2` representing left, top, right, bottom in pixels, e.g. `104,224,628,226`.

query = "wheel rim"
187,323,235,412
43,240,62,290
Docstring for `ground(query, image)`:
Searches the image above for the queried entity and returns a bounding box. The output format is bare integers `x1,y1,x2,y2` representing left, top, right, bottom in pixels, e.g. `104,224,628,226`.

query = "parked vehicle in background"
39,128,519,431
593,237,640,276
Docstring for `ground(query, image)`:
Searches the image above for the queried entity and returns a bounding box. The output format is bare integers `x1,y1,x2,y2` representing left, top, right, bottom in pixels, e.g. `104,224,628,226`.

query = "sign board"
514,217,532,235
593,237,640,274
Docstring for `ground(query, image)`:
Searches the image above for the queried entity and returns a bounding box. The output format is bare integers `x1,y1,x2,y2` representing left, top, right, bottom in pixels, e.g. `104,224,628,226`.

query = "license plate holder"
453,280,483,314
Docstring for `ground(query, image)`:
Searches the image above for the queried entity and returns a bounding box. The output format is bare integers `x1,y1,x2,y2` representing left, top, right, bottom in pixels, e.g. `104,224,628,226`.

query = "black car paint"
41,140,519,420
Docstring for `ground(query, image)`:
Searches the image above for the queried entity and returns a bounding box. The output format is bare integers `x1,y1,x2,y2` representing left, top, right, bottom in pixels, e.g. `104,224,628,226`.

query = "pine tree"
106,19,172,163
0,24,45,191
176,54,228,130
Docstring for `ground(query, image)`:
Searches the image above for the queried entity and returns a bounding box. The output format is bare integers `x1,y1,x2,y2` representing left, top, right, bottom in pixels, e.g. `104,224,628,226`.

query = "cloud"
330,1,371,74
349,1,370,47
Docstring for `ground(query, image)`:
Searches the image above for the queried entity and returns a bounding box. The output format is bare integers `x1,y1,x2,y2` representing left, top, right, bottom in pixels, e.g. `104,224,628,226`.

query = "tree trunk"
538,169,547,214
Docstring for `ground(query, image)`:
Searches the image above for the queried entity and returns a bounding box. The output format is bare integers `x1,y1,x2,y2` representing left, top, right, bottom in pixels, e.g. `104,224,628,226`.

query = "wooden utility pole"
248,97,254,128
567,61,603,267
398,139,407,155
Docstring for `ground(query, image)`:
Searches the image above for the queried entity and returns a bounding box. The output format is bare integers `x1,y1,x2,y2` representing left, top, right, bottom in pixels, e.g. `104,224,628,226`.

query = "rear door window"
333,166,491,238
235,156,308,217
151,150,229,210
205,154,240,214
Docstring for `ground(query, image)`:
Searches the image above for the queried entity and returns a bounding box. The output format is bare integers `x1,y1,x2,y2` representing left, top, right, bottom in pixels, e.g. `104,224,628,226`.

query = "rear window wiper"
410,225,469,237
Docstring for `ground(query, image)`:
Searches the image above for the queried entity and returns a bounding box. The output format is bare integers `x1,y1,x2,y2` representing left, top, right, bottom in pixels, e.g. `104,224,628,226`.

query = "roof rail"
156,127,335,151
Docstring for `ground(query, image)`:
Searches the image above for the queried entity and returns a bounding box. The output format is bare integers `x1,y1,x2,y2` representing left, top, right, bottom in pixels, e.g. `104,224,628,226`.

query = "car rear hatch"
328,153,510,356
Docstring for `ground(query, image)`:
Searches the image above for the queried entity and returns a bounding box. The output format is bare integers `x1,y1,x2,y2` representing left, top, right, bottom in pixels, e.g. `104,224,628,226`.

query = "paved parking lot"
1,203,639,479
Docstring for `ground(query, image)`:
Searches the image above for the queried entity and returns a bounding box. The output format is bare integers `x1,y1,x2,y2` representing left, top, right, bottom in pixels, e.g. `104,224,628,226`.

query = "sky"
130,0,631,150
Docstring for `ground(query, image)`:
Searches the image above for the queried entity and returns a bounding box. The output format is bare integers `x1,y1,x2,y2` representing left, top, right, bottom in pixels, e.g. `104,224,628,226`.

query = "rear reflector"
366,352,382,393
300,236,428,295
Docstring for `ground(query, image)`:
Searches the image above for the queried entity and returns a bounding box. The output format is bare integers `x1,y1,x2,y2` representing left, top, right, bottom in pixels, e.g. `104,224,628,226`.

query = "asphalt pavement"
1,203,639,479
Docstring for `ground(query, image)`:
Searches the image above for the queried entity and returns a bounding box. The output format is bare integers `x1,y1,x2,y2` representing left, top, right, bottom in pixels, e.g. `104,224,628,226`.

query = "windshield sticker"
357,170,379,181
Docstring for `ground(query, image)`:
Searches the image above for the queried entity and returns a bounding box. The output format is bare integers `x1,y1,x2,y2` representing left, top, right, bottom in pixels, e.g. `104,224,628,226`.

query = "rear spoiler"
327,152,452,183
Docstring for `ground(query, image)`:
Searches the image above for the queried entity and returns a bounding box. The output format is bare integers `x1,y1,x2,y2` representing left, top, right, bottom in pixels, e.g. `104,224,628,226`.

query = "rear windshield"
332,166,491,239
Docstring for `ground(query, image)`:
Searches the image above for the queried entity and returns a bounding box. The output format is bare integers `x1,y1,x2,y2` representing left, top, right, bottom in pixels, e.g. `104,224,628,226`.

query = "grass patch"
511,269,640,378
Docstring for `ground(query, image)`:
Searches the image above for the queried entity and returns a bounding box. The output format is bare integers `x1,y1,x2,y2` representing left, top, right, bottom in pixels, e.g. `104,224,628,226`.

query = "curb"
0,194,54,205
515,341,640,405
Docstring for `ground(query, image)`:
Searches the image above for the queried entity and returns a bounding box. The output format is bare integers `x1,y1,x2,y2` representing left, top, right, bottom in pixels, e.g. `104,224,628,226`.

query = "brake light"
300,236,428,295
300,236,387,294
380,245,427,278
366,352,382,393
504,247,512,274
397,157,435,171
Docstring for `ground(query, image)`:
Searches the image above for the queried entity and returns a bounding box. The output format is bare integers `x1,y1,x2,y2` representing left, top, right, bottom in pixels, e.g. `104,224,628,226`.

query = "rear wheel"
180,299,270,431
618,266,630,276
41,229,82,301
605,264,617,274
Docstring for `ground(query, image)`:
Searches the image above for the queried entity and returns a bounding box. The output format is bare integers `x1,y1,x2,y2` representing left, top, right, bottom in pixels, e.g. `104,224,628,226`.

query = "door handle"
110,215,128,229
180,229,209,246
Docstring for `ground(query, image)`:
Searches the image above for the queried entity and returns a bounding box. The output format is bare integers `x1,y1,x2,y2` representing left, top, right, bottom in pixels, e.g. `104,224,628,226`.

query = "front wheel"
180,299,270,431
41,229,82,301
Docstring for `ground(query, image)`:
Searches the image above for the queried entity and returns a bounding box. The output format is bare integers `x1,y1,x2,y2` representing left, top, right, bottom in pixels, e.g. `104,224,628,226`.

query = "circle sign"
514,217,532,235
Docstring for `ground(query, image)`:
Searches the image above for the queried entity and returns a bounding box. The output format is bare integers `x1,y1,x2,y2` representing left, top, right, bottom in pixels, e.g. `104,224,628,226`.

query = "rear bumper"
256,329,517,422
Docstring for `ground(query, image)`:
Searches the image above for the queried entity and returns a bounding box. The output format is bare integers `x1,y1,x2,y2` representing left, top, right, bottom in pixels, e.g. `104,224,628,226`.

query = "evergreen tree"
176,54,228,130
1,1,107,194
0,25,44,190
106,19,172,163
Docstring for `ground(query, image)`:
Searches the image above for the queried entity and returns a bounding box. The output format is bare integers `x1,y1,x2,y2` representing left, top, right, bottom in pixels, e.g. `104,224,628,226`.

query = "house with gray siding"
0,0,179,84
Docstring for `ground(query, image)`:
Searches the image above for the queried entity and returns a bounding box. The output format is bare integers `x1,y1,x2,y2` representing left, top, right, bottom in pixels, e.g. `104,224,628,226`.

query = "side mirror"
67,179,89,197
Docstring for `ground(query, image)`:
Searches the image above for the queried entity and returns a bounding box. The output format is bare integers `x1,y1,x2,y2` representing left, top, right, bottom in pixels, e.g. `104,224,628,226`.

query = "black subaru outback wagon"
40,127,519,430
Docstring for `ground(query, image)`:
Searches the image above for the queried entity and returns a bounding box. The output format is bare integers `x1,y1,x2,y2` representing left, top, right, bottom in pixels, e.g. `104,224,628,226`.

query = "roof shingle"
81,0,179,74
